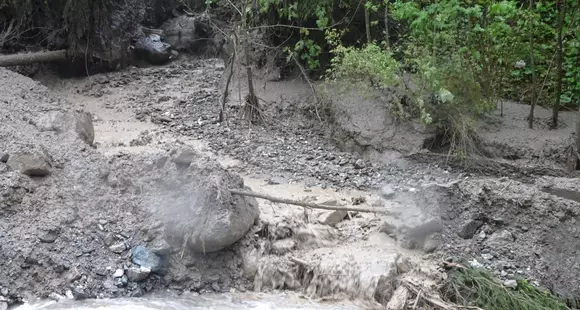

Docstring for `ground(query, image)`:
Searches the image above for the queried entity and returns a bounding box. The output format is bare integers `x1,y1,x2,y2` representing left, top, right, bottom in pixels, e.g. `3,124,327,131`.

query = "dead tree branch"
0,50,68,67
229,189,395,215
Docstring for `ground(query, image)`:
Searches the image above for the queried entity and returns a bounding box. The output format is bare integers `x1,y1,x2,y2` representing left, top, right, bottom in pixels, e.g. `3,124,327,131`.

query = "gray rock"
39,230,59,243
241,248,260,279
35,111,94,145
380,185,395,199
126,266,151,282
132,245,161,272
160,162,260,253
487,230,515,245
7,151,51,177
422,234,439,253
172,149,196,167
379,221,397,236
458,219,483,239
481,253,494,261
109,242,127,254
504,279,518,289
0,154,8,163
0,301,7,310
354,159,366,169
74,112,95,145
149,238,171,256
113,269,124,278
318,210,348,226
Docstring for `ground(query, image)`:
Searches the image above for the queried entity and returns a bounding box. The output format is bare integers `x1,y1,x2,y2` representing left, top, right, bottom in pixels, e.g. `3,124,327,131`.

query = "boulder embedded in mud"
35,111,95,145
132,246,162,272
318,210,348,226
126,266,151,282
154,157,260,253
6,151,51,176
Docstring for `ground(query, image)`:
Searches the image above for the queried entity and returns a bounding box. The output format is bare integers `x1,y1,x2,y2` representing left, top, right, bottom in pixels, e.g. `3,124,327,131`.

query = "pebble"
109,242,126,254
132,245,162,272
39,230,59,243
113,269,124,278
503,279,518,289
126,266,151,282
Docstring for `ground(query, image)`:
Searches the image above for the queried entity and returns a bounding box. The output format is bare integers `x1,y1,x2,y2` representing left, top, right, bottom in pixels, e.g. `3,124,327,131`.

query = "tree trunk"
365,0,371,43
551,0,566,129
576,105,580,169
527,0,537,129
384,0,390,47
240,0,261,122
0,50,67,67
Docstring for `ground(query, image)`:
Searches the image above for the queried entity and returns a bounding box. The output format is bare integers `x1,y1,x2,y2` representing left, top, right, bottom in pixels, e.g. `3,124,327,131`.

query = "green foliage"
443,266,569,310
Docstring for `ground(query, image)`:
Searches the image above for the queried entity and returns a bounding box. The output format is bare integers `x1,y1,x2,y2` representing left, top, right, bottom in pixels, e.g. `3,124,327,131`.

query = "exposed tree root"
0,50,68,67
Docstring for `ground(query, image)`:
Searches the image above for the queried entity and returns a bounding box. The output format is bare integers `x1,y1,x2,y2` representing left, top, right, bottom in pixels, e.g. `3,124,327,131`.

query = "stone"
487,230,515,245
481,253,494,261
0,301,6,310
148,238,171,256
353,159,366,169
66,267,82,283
113,269,124,278
132,245,162,272
7,151,51,177
386,285,410,310
379,221,397,236
318,210,348,226
74,112,95,145
39,230,59,243
380,185,396,199
160,163,260,253
241,248,260,279
48,292,66,301
109,242,127,254
0,154,8,163
458,219,484,239
504,279,518,289
271,239,296,255
126,266,151,282
172,149,196,167
422,234,439,253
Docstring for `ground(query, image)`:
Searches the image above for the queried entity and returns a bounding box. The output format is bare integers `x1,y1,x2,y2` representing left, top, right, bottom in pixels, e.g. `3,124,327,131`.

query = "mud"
3,52,580,309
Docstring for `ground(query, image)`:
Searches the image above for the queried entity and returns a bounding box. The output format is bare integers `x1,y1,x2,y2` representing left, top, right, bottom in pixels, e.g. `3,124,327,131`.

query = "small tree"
551,0,567,129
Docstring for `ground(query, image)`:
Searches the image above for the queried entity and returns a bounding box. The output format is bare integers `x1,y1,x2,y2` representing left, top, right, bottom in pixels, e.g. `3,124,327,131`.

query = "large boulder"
151,152,260,253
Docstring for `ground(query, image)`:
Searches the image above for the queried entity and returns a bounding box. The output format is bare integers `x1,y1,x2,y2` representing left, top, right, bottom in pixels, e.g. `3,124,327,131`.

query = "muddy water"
15,292,363,310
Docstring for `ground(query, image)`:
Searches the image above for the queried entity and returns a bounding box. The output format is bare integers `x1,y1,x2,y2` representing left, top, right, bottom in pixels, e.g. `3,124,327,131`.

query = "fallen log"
229,189,395,215
0,50,68,67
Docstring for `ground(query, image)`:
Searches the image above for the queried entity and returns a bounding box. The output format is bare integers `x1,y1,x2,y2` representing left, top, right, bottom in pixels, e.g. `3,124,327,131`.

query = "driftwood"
229,189,394,215
0,50,68,67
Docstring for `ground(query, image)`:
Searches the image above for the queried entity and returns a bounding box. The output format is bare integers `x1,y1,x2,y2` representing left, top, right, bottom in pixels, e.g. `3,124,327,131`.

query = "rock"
422,234,439,253
380,185,395,199
7,151,51,176
0,301,6,310
132,245,162,272
0,154,8,163
109,242,127,254
39,230,59,243
318,210,348,226
487,230,515,245
504,279,518,289
74,112,95,145
379,221,397,236
148,238,171,256
113,269,124,278
66,267,82,283
241,248,259,279
354,159,366,169
48,292,66,301
458,219,483,239
172,149,196,167
481,253,494,261
126,266,151,282
160,162,260,253
271,239,296,255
